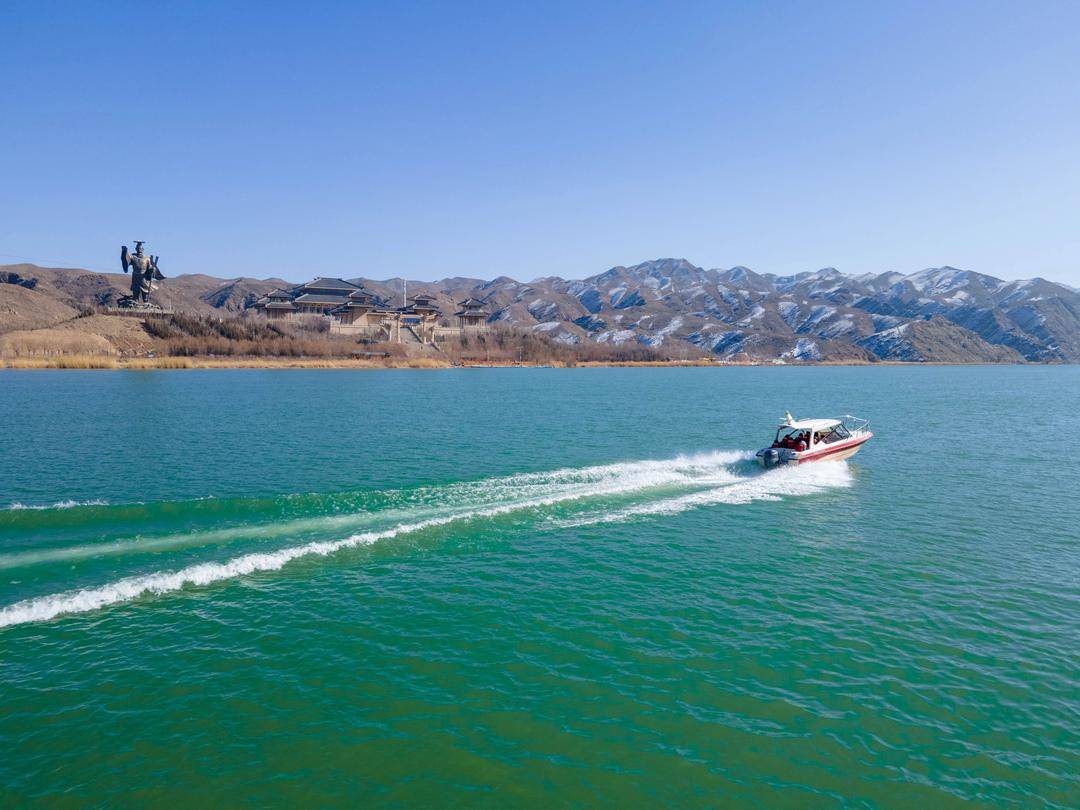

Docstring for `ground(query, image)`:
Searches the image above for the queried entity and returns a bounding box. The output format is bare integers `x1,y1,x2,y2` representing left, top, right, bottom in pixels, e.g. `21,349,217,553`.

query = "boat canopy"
778,417,841,431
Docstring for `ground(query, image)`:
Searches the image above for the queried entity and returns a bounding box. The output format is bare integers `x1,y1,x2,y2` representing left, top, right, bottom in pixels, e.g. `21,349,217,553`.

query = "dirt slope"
0,284,78,334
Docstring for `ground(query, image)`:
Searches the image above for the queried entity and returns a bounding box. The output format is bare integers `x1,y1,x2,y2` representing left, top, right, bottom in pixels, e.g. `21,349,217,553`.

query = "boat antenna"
784,411,795,425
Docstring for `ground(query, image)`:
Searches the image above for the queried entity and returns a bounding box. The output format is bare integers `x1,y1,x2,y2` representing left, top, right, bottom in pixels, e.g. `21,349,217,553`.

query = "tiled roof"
293,293,351,304
295,277,360,292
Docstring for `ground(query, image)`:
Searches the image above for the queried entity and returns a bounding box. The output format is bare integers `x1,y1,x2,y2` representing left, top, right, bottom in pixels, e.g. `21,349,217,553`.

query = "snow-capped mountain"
362,259,1078,362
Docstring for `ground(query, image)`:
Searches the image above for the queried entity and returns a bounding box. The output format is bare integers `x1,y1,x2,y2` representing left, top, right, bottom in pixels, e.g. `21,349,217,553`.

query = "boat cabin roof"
779,418,840,431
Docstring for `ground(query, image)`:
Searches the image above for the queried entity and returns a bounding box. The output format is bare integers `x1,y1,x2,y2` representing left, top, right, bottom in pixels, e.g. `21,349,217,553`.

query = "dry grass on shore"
3,354,120,369
0,328,117,359
179,357,391,369
124,357,195,369
0,355,451,370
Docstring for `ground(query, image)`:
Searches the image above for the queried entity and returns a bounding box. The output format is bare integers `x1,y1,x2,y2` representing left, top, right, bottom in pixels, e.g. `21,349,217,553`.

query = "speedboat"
756,412,872,468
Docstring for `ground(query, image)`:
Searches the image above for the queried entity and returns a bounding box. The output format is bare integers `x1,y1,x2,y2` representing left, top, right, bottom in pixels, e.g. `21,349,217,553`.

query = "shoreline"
0,355,1043,370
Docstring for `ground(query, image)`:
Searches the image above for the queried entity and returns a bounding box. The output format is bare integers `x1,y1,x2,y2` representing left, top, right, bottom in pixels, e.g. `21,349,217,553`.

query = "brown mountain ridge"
3,258,1076,362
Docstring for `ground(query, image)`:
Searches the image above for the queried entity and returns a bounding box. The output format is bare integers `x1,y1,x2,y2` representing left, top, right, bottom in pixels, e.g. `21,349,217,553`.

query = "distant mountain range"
4,259,1079,362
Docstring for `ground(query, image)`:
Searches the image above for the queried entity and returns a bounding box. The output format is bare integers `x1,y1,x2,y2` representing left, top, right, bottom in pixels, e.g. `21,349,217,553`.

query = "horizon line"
3,254,1076,291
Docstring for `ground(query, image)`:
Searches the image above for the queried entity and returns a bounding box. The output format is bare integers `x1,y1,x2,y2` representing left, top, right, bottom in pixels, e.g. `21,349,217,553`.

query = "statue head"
134,241,145,256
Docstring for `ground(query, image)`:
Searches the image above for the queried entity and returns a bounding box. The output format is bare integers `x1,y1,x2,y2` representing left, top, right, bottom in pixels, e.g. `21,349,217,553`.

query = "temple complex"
250,278,491,344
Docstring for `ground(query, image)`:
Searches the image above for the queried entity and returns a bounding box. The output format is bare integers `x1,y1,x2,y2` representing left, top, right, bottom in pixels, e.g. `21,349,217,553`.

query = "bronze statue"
120,241,164,306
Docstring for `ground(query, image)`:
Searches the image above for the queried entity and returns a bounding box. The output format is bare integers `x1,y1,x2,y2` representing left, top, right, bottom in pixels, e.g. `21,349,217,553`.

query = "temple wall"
329,323,388,336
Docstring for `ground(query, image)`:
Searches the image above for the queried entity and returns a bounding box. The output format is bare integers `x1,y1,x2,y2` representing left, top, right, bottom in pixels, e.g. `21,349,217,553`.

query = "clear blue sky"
3,1,1079,284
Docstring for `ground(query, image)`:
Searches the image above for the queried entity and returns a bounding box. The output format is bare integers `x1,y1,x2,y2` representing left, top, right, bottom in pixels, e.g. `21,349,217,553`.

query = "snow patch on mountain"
796,305,837,333
687,329,746,355
817,316,855,338
595,329,636,345
527,299,560,320
735,305,765,327
778,300,799,328
783,338,822,361
640,316,685,347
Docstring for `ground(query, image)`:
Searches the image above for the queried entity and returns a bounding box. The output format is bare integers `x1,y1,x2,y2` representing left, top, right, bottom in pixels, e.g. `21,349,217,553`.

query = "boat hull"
757,432,872,467
797,433,871,463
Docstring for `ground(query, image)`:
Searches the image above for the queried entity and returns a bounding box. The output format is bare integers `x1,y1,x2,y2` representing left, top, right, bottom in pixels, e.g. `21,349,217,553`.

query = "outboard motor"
762,448,781,468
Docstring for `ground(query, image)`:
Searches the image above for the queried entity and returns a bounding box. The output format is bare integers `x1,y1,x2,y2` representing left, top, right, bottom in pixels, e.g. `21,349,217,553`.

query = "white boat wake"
0,451,851,628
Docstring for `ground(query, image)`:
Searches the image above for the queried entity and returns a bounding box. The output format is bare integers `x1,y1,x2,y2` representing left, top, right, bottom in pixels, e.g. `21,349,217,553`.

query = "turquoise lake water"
1,367,1077,806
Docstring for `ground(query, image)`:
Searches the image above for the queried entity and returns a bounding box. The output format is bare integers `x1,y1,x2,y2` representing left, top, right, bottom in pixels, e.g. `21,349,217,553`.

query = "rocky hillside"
4,259,1078,362
0,263,288,321
351,259,1077,362
856,316,1023,363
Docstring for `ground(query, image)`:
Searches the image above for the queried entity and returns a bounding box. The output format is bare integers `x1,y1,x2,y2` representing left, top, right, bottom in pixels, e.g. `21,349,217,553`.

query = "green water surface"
0,367,1077,807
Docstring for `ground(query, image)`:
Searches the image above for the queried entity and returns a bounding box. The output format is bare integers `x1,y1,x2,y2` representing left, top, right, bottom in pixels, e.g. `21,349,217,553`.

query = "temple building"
250,278,491,344
327,287,399,334
392,293,438,342
455,298,489,330
253,278,365,319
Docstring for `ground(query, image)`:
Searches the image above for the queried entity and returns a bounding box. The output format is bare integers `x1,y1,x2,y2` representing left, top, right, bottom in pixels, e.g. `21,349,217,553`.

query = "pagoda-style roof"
292,277,360,293
293,293,352,304
455,297,488,318
267,289,293,299
402,293,440,312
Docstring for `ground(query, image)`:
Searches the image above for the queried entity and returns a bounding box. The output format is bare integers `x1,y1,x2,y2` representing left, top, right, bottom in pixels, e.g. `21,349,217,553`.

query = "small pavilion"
454,298,489,330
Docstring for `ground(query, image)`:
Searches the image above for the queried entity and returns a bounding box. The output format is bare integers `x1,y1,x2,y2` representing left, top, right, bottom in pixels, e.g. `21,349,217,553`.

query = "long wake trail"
0,451,850,627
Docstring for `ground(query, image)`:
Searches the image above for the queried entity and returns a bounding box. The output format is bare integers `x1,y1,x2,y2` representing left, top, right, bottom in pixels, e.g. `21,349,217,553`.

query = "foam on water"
0,450,751,569
3,499,110,511
0,450,842,628
556,460,853,527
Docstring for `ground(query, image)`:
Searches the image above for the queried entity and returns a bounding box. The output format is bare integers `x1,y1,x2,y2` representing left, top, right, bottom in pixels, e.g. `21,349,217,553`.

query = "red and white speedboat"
756,412,872,468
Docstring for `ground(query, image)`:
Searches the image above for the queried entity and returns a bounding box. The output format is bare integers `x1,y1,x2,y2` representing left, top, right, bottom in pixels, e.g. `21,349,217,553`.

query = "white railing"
841,415,870,435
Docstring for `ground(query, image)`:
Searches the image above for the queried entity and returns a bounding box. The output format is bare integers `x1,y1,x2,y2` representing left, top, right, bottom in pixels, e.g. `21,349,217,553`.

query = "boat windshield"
811,424,851,445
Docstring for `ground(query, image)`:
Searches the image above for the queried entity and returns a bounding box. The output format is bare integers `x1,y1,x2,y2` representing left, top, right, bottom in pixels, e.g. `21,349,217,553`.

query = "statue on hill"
119,241,164,308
